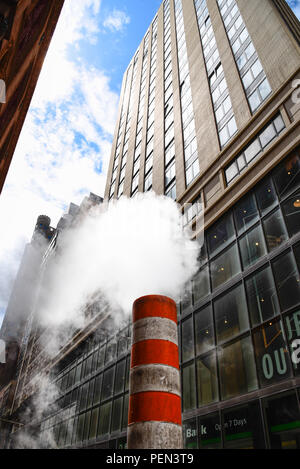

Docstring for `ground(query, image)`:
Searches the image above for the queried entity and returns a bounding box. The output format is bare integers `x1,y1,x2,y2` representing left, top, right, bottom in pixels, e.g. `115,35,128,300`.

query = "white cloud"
103,9,130,32
0,0,120,327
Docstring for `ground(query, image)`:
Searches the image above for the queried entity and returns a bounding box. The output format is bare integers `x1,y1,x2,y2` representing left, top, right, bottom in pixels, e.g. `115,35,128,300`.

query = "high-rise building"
0,0,65,193
1,0,300,450
104,0,300,449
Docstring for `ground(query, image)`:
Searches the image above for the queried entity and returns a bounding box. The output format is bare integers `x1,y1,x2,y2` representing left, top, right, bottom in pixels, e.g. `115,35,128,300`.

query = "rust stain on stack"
127,295,182,449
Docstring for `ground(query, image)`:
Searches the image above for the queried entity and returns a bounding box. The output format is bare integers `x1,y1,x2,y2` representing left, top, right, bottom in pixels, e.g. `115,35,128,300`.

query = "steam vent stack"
127,295,182,449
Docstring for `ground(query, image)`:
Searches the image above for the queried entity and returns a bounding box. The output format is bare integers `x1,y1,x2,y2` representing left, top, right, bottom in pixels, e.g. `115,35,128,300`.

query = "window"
211,243,241,290
282,194,300,237
218,335,257,400
225,114,285,185
186,158,200,186
165,180,176,200
193,265,210,303
182,363,196,411
273,150,300,199
272,251,300,311
207,213,235,256
234,193,259,235
214,283,249,343
253,319,292,387
98,402,112,436
144,171,152,191
256,177,278,216
182,316,194,362
263,208,289,252
245,265,280,326
194,305,214,355
165,160,176,187
165,142,175,166
239,224,267,269
196,351,218,406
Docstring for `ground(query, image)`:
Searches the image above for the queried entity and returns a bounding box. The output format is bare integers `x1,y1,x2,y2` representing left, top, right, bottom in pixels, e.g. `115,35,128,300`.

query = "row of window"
195,0,237,149
163,0,176,199
225,113,286,185
174,0,200,191
181,305,300,411
217,0,272,112
131,31,151,196
180,150,300,310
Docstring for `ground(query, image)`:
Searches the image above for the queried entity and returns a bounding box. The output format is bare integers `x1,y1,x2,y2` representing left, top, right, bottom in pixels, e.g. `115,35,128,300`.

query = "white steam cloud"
13,193,201,448
39,192,200,330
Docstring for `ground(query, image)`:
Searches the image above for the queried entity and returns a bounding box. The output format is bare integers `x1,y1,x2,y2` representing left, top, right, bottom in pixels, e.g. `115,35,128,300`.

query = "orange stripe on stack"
127,295,182,449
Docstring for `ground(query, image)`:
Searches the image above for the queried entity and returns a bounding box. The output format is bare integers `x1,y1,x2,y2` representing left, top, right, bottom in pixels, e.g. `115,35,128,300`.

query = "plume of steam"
13,192,201,448
38,192,200,331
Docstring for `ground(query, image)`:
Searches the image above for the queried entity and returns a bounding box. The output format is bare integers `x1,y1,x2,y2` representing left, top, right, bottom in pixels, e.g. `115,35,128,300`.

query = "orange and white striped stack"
127,295,182,449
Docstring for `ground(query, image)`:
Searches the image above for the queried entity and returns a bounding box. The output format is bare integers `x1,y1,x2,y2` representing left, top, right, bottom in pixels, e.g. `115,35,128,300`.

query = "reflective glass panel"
218,335,258,400
253,318,292,387
263,208,288,252
195,305,215,355
272,251,300,311
245,265,280,326
211,243,241,290
214,283,249,343
239,224,267,269
196,351,218,406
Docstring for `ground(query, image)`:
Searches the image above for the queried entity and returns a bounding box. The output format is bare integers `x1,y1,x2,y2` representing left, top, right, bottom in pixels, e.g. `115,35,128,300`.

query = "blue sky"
0,0,299,329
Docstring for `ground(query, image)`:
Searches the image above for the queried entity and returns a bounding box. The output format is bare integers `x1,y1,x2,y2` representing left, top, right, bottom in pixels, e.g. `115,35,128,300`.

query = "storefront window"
89,407,99,439
282,193,300,237
222,401,266,449
79,382,88,411
218,335,258,400
193,265,210,303
98,402,112,436
105,339,117,364
83,411,91,441
245,265,280,326
214,284,249,344
195,305,215,355
263,208,289,252
264,391,300,449
198,413,222,449
273,150,300,199
93,374,102,405
253,318,292,387
234,193,259,235
182,316,194,362
87,378,95,408
182,362,196,411
122,394,129,429
114,359,126,395
272,251,300,311
97,346,105,369
207,213,235,256
183,418,198,449
196,351,218,406
102,367,114,401
111,397,123,433
283,310,300,376
211,243,241,290
239,224,267,269
256,177,278,216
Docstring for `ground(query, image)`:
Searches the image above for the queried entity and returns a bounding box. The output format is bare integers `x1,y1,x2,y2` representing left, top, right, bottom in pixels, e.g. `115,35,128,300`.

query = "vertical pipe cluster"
127,295,182,449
